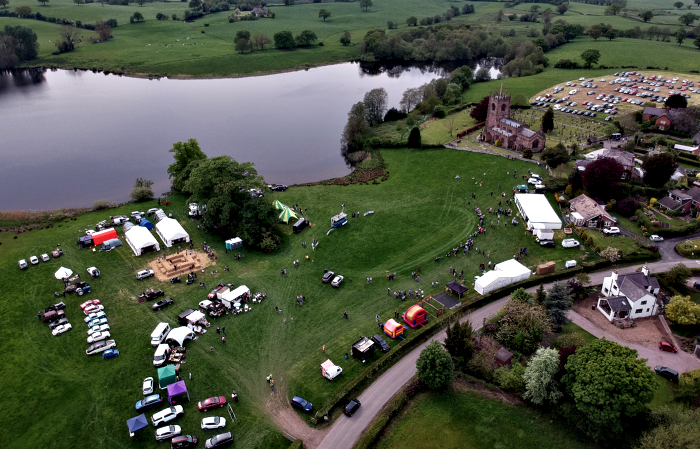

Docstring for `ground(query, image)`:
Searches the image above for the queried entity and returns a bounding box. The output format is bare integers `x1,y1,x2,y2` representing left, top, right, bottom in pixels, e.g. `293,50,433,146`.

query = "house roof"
657,196,683,211
602,149,634,167
669,189,692,200
605,296,632,313
569,194,614,221
643,107,666,117
685,186,700,203
618,277,651,302
617,272,660,291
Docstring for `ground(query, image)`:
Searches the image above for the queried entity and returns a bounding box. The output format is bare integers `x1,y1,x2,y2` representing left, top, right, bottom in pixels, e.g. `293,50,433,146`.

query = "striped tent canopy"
279,207,298,224
273,199,287,210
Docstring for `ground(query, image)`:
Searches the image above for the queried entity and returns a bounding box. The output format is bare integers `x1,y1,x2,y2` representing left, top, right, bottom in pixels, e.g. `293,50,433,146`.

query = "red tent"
92,228,118,245
402,305,428,329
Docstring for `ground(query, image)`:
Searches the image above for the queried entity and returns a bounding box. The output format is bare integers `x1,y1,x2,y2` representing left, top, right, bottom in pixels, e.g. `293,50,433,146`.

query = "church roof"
518,128,536,138
491,127,513,137
500,118,521,128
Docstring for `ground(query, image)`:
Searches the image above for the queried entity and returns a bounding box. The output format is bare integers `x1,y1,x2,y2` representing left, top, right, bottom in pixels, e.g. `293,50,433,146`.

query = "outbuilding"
124,223,160,256
514,194,562,230
155,218,190,248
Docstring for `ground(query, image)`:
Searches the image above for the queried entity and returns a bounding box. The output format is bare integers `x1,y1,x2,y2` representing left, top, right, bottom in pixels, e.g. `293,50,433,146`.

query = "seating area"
153,253,204,278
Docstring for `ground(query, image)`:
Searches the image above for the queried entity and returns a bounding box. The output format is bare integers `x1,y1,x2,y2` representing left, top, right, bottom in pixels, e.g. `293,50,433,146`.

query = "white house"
597,266,660,322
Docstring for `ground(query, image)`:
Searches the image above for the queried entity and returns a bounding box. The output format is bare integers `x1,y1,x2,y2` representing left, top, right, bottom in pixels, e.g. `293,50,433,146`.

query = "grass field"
585,229,645,256
0,148,607,449
375,389,595,449
560,321,598,346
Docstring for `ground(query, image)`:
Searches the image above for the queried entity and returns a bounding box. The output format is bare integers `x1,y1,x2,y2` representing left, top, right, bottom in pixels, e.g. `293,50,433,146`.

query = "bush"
494,363,526,395
630,215,638,222
130,186,153,202
551,332,588,350
586,236,593,246
595,246,601,252
523,148,533,159
92,199,112,210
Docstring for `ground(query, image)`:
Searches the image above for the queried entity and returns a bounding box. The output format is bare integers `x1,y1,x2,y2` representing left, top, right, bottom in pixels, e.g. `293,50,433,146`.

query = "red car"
198,396,227,411
658,341,677,353
208,284,225,300
80,299,101,310
51,249,63,258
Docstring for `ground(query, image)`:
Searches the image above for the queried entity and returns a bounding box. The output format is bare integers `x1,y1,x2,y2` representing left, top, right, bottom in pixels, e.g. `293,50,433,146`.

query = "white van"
151,322,171,347
153,343,171,367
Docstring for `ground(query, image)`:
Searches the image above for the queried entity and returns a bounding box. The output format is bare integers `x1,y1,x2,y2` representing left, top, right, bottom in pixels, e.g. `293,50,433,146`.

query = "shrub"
523,148,533,159
494,139,502,147
586,236,593,246
494,363,526,395
551,332,588,350
595,246,601,252
92,199,112,210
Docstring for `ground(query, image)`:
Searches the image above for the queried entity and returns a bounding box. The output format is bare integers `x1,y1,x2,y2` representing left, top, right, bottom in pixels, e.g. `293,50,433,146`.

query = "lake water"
0,61,499,210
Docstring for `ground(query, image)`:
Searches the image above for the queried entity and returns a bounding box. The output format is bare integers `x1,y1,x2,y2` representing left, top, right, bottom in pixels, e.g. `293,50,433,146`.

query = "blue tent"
126,414,148,436
139,218,154,230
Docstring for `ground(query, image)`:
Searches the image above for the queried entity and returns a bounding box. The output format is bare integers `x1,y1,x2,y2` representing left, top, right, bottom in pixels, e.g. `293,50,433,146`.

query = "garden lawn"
675,238,700,259
585,229,643,257
611,213,644,237
375,389,595,449
560,322,597,346
0,148,603,449
649,375,678,411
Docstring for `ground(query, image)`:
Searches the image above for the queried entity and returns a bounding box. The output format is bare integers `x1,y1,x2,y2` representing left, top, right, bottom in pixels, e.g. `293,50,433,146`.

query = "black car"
271,185,288,191
343,398,361,417
205,432,233,449
171,435,198,449
139,289,164,301
540,240,555,248
322,271,335,283
372,334,391,353
153,298,174,311
654,366,679,383
49,317,69,330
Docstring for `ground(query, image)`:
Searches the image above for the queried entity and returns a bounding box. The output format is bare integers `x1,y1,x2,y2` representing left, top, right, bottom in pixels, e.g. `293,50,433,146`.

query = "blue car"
135,394,163,411
88,317,108,328
102,349,119,359
84,311,106,323
290,396,313,412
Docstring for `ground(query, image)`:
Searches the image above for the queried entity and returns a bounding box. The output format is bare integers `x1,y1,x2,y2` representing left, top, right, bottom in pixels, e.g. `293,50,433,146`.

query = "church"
481,93,546,153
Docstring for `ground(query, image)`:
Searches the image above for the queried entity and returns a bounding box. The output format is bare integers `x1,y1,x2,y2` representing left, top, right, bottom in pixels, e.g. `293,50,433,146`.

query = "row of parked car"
82,299,120,358
19,249,62,269
322,270,344,287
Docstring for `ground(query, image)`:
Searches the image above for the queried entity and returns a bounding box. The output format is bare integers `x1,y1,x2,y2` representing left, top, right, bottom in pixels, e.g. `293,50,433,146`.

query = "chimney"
611,269,618,281
641,265,649,277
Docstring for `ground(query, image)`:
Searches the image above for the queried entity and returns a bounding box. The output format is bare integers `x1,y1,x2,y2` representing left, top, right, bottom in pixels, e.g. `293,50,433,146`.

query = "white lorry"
321,359,343,381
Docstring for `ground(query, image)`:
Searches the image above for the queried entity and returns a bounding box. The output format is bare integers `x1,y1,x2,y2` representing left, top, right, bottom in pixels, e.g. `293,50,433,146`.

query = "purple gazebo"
167,380,190,405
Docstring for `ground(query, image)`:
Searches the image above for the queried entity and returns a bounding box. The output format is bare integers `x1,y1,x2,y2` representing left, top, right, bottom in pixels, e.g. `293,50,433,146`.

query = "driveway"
314,258,700,449
655,232,700,262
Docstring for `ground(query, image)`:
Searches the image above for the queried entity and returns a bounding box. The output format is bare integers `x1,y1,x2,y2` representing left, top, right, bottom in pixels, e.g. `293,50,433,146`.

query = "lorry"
321,359,343,381
220,285,250,309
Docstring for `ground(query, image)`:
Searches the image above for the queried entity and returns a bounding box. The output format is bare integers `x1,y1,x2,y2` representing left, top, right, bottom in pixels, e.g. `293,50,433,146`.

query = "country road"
313,255,700,449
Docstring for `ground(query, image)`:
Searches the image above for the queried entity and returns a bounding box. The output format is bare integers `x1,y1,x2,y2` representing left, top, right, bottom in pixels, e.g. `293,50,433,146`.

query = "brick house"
481,93,546,152
575,149,638,180
568,194,615,228
658,186,700,214
642,106,685,131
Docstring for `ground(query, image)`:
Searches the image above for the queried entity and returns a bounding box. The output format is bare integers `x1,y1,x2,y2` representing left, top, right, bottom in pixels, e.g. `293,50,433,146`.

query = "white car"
603,227,620,235
527,178,540,185
40,253,50,262
155,425,182,442
649,235,664,242
83,304,105,315
151,405,184,426
562,239,580,248
30,256,39,265
131,211,145,218
87,267,100,278
136,269,155,280
87,331,111,344
579,77,585,81
201,416,226,430
143,377,154,395
331,275,344,287
199,299,213,309
19,259,28,269
88,324,110,336
52,323,72,336
86,339,116,355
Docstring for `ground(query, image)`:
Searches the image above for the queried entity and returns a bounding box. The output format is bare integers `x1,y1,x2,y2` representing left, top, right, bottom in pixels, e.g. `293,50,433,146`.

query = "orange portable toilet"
383,319,405,339
402,305,428,329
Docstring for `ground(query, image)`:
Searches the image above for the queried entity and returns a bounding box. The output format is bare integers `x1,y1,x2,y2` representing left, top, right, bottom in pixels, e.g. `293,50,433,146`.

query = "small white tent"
474,259,531,295
125,226,160,256
155,218,190,248
54,267,73,280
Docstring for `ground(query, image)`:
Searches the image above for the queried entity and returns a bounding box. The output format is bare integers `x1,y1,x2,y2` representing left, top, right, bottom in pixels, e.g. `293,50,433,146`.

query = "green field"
376,389,595,449
0,148,606,449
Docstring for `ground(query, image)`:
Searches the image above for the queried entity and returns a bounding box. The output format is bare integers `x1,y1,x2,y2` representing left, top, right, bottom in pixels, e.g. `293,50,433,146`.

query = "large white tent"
125,226,160,256
474,259,531,295
155,218,190,248
514,194,562,230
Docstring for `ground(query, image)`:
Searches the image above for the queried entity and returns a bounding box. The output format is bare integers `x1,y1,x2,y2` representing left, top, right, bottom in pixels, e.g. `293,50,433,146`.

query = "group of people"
392,289,424,301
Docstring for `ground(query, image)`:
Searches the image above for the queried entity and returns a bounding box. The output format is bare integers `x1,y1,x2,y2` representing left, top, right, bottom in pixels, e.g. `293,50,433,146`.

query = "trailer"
321,359,343,380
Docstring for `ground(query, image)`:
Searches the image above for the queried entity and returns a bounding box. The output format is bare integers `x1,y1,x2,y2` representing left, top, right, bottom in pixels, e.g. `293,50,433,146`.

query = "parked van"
151,322,171,347
101,238,123,251
293,218,309,234
153,343,171,367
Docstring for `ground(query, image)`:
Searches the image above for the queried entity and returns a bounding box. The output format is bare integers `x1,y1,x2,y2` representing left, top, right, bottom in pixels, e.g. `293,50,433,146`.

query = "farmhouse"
598,266,660,322
481,93,546,152
642,106,684,131
568,194,615,229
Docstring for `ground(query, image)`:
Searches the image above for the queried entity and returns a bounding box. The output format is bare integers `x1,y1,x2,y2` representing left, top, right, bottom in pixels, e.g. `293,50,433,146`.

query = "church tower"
487,92,511,126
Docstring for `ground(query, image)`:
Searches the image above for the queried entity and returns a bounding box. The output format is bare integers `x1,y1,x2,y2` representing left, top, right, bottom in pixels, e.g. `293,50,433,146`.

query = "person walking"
270,379,274,391
221,336,225,344
387,287,390,295
222,327,225,334
37,311,41,320
322,345,326,353
216,327,220,334
131,263,134,270
375,314,380,324
343,311,348,319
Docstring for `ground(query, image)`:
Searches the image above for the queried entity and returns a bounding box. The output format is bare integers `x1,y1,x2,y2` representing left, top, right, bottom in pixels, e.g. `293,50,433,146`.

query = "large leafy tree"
363,88,388,126
562,339,656,441
0,25,38,65
642,153,676,187
541,144,569,168
168,138,207,191
666,295,700,325
673,105,700,135
666,94,688,109
665,263,692,285
544,282,573,329
450,65,473,91
470,96,489,122
443,320,475,368
580,48,600,68
295,30,317,47
523,347,562,405
417,340,454,389
582,156,624,199
340,102,369,154
273,31,295,49
541,107,554,133
130,178,154,202
639,407,700,449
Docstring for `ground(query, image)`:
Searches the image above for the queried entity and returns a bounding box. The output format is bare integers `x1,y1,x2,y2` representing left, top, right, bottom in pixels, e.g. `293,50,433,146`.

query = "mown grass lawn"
0,148,604,449
375,389,596,449
611,213,644,237
585,229,645,257
560,322,598,346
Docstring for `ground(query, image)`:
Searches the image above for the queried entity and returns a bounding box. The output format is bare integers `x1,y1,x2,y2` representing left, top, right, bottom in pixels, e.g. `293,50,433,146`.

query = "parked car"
658,341,678,353
86,339,116,355
204,432,233,449
603,227,620,235
30,256,39,265
102,349,120,359
270,184,288,191
153,298,174,311
88,324,110,336
171,435,198,449
88,317,109,328
201,416,226,430
156,425,182,442
136,269,155,280
83,304,105,315
372,334,391,353
84,311,106,323
41,253,50,262
565,260,577,269
143,377,155,395
562,239,580,248
343,398,361,417
654,365,679,383
87,267,100,278
649,235,664,242
198,396,227,411
208,285,225,299
18,259,28,269
139,289,164,301
52,323,72,336
152,405,185,426
136,394,163,411
322,271,335,283
51,249,63,258
43,309,65,322
540,240,555,248
49,317,69,330
131,211,145,218
331,275,344,287
87,331,111,344
80,299,101,310
290,396,313,413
